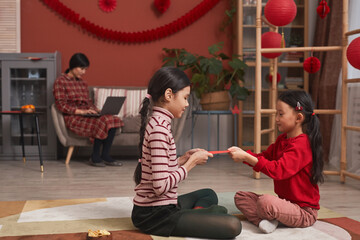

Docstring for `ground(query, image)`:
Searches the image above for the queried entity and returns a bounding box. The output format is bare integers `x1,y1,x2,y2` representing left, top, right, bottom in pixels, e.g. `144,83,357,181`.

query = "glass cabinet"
0,52,61,160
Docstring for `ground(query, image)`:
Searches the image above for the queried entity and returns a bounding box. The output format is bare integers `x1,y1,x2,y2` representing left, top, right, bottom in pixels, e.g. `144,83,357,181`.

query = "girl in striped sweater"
131,67,242,239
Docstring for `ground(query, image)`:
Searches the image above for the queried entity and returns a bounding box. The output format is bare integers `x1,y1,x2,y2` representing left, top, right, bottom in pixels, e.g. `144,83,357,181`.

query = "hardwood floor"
0,156,359,221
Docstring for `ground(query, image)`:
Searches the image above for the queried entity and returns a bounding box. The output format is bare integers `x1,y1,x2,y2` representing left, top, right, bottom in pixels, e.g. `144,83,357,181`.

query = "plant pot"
200,91,231,111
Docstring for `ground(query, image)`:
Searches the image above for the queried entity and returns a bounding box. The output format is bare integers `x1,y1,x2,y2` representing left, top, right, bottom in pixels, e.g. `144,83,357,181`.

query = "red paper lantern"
346,37,360,70
303,57,321,73
267,73,281,83
264,0,297,26
317,0,330,19
261,32,283,59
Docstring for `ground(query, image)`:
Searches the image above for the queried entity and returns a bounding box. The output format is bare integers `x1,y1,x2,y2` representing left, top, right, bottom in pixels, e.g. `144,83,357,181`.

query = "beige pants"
234,191,318,227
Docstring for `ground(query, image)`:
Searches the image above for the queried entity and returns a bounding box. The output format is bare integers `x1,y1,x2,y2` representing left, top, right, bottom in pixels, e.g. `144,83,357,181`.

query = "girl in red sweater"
228,90,324,234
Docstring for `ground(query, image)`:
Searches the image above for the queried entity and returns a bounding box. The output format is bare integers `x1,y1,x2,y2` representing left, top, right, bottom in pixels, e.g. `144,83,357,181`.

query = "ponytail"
278,90,324,185
307,114,324,184
134,97,151,185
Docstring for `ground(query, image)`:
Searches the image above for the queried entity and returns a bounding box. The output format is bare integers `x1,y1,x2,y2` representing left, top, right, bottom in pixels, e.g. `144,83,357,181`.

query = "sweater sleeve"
149,127,187,196
253,138,312,180
53,78,77,114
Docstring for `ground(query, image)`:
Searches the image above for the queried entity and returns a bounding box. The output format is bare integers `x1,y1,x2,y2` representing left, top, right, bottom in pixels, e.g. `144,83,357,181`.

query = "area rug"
0,193,357,240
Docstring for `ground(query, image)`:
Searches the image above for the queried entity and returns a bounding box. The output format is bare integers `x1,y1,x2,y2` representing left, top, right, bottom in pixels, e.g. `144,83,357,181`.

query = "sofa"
51,86,188,164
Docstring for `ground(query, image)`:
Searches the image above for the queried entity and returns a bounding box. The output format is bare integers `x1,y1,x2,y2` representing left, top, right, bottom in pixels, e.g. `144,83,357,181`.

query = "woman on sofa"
53,53,122,167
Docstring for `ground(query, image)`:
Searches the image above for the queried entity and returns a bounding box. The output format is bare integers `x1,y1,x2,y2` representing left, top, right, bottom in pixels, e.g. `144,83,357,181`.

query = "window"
0,0,20,53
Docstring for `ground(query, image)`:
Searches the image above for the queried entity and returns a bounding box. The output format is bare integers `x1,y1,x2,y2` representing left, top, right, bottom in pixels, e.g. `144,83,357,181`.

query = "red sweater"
248,133,320,209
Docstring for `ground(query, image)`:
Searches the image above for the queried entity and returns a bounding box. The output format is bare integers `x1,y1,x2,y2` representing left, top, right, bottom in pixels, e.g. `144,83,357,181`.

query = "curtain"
329,0,360,174
309,0,343,162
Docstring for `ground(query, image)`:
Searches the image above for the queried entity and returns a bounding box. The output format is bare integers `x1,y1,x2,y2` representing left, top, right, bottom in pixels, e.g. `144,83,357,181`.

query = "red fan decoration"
231,105,240,114
154,0,171,14
99,0,117,13
303,57,321,73
347,37,360,70
264,0,297,26
261,32,283,59
317,0,330,19
267,72,281,83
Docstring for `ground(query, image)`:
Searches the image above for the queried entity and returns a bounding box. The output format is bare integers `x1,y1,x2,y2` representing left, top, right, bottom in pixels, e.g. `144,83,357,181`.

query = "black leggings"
171,189,242,239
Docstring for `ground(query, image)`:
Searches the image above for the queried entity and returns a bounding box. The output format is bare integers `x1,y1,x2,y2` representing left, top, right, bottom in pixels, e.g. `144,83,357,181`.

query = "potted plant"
162,42,249,110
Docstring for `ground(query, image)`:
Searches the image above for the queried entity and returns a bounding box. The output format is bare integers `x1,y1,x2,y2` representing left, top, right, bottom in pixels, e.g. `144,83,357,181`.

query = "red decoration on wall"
99,0,117,13
316,0,330,19
231,105,240,114
347,37,360,70
154,0,171,14
264,0,297,26
261,32,283,59
303,56,321,73
41,0,220,43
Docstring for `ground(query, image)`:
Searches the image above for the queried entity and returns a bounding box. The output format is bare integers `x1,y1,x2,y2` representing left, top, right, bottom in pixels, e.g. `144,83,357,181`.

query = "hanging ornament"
264,0,297,26
317,0,330,19
303,56,321,73
346,37,360,70
99,0,117,13
267,72,281,83
261,32,283,59
154,0,171,14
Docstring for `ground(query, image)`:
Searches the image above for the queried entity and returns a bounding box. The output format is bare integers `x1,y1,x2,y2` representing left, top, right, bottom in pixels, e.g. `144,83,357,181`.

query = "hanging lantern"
303,57,321,73
317,0,330,19
346,37,360,70
261,32,283,59
267,73,281,83
264,0,297,26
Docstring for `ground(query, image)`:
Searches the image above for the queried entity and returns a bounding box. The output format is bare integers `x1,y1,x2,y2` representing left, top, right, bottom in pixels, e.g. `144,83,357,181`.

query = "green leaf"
229,58,247,70
218,53,230,60
200,58,222,74
208,42,224,55
182,53,197,65
229,84,249,101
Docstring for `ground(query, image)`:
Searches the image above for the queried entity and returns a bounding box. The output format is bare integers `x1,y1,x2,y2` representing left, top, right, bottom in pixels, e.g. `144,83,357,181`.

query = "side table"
0,111,44,172
191,110,237,151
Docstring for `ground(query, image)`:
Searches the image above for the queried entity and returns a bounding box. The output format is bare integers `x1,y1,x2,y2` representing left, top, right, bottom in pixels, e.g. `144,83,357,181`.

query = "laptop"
83,96,126,117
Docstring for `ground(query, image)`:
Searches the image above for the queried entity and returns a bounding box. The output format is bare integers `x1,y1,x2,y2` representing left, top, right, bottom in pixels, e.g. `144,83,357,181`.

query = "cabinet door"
1,60,53,157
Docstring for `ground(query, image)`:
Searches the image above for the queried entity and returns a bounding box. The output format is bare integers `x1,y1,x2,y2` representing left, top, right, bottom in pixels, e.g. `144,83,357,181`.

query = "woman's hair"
133,67,191,185
278,90,324,184
65,53,90,73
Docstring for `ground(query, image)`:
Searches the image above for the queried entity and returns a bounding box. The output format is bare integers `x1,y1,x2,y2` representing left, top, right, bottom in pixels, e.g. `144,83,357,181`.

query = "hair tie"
138,159,142,163
295,102,303,111
312,112,315,116
145,93,152,100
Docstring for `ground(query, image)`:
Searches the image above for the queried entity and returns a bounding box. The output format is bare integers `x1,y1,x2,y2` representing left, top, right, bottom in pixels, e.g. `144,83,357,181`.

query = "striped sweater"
133,106,188,206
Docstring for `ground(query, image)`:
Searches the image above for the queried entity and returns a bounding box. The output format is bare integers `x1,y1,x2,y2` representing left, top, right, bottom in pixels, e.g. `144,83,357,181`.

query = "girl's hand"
228,146,258,166
183,150,213,172
228,146,247,162
179,148,202,165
